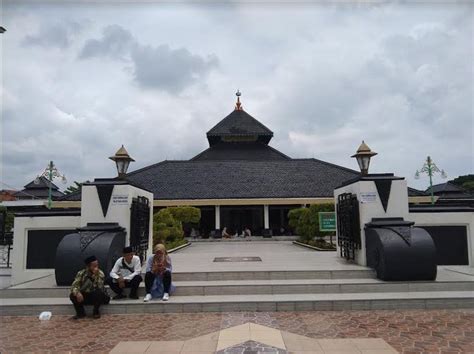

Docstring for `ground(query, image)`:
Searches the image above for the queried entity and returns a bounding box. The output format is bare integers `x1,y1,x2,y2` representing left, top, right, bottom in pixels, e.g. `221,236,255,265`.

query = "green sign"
318,212,336,232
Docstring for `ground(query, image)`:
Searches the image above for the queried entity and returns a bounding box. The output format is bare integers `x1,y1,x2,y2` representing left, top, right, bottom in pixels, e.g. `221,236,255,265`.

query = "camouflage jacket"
70,268,105,295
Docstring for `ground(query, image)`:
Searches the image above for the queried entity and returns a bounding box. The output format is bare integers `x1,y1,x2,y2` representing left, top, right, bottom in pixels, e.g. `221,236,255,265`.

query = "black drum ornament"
365,218,437,281
55,223,125,286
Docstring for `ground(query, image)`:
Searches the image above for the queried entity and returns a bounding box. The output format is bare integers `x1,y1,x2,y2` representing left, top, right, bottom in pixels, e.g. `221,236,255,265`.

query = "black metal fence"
0,232,13,268
130,196,151,262
336,193,361,261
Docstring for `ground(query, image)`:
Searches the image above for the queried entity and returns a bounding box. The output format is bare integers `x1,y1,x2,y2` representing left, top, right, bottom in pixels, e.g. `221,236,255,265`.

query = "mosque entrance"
220,205,264,236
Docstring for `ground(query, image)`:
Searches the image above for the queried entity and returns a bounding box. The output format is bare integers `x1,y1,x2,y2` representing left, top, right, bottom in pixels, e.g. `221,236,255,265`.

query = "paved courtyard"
1,309,473,353
1,242,473,353
171,242,368,272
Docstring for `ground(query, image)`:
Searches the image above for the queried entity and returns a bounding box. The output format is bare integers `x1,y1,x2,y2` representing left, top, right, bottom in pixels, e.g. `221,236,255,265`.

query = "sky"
1,1,473,193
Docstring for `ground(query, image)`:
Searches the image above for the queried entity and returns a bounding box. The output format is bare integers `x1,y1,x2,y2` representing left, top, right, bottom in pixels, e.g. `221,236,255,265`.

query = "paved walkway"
172,242,367,272
1,310,472,353
110,322,398,353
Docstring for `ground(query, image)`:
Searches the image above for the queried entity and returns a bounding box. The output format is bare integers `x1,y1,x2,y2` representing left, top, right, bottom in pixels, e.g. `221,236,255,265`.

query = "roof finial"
235,89,242,111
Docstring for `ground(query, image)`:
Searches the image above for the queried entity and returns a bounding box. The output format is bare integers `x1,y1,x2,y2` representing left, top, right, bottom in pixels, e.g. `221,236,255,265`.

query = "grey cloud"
22,21,83,48
79,25,135,59
131,45,218,92
78,25,218,93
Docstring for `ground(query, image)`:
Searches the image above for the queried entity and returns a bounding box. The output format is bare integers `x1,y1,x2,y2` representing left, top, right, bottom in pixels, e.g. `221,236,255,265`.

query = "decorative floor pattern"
0,309,473,353
110,323,397,353
215,340,287,354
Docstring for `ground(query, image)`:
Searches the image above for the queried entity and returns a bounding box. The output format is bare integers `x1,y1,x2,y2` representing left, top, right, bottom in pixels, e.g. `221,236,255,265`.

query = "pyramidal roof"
207,109,273,137
23,176,59,190
206,92,273,146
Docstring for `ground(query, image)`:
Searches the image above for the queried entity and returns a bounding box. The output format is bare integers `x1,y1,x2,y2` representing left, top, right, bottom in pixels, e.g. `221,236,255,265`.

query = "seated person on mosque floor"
143,244,175,302
69,255,110,320
106,246,143,300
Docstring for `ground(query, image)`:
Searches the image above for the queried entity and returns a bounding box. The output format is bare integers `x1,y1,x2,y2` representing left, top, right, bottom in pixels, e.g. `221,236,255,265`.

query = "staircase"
1,268,473,316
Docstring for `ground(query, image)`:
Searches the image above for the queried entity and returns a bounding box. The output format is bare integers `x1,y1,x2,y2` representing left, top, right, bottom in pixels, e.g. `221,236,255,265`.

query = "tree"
288,203,335,244
450,174,474,192
64,181,89,195
153,207,201,248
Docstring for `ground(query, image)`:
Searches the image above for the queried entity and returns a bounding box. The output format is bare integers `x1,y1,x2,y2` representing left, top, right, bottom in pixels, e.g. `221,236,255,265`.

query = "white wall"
12,216,81,285
334,179,409,266
408,211,474,267
81,184,154,257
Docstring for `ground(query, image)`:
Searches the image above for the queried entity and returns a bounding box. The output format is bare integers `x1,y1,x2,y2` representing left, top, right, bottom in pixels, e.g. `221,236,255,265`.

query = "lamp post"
351,141,377,175
415,156,447,205
109,145,135,178
35,161,67,209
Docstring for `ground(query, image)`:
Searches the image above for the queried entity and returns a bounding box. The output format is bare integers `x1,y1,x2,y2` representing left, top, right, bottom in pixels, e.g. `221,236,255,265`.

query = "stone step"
172,269,376,281
2,278,473,298
1,291,473,316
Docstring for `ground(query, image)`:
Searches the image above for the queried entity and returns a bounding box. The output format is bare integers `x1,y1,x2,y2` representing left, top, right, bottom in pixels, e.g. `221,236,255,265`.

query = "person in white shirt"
106,246,142,300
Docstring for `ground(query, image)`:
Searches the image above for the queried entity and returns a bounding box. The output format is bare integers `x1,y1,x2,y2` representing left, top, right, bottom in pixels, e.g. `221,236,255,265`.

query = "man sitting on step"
70,255,110,320
107,246,143,300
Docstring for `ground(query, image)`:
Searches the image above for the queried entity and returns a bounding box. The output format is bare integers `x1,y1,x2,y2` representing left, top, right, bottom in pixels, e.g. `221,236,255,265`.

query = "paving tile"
216,339,245,351
317,339,357,351
110,341,152,353
181,339,217,352
249,331,285,349
145,341,184,352
350,338,393,350
1,309,473,353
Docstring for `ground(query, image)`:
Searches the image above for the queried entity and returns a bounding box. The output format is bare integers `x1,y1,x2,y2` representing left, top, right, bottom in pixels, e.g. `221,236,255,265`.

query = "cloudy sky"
1,1,473,192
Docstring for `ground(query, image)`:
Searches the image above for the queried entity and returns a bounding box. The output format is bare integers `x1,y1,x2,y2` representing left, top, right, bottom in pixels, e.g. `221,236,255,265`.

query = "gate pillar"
334,174,436,280
55,178,154,285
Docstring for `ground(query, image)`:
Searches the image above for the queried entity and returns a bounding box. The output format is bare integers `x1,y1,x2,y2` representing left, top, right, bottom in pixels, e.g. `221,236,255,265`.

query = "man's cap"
84,255,97,265
123,246,133,254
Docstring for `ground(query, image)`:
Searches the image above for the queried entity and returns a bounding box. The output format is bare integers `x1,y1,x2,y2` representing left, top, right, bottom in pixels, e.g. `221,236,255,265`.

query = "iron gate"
0,209,12,268
336,193,361,260
130,196,150,261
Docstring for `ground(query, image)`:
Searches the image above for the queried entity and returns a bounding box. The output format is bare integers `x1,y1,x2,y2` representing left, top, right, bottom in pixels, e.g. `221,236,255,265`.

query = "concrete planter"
293,241,336,252
168,242,191,253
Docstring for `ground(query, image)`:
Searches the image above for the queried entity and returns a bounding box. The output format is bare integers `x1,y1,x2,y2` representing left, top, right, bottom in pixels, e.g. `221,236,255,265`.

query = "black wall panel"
27,229,75,269
419,226,468,265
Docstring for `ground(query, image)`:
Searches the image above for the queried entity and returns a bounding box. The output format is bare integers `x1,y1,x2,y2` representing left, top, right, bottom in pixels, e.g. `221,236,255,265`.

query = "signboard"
360,192,377,203
112,195,129,205
319,212,336,232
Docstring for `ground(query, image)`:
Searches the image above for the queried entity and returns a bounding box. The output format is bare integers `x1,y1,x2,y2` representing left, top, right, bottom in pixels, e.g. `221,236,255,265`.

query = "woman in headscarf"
143,244,175,302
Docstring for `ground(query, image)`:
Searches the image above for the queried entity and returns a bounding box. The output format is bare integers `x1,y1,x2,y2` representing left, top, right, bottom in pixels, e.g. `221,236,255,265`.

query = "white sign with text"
112,195,129,205
360,192,377,203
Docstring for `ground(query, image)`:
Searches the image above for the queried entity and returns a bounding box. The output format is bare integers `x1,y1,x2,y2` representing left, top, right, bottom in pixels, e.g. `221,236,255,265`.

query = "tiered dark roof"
126,159,358,200
206,109,273,146
14,176,64,199
430,182,474,199
192,142,290,161
61,98,425,202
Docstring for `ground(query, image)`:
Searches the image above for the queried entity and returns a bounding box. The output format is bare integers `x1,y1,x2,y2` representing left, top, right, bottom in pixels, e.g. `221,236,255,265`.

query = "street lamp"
351,141,377,175
415,156,447,205
35,161,67,209
0,27,6,34
109,145,135,178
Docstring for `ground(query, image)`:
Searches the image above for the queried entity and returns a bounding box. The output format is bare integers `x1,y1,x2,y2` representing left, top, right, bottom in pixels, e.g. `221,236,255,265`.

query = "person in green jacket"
69,255,109,319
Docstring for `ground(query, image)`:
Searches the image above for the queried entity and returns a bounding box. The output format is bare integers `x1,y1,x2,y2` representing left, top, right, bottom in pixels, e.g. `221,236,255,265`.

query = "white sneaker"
162,293,169,301
143,293,152,302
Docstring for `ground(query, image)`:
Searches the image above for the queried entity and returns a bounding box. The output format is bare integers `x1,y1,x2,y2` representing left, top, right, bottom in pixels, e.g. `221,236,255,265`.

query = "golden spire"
235,89,243,111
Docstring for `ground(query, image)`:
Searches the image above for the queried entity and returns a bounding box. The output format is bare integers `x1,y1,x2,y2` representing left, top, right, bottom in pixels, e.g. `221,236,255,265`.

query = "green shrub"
168,207,201,224
288,203,335,243
153,206,201,248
